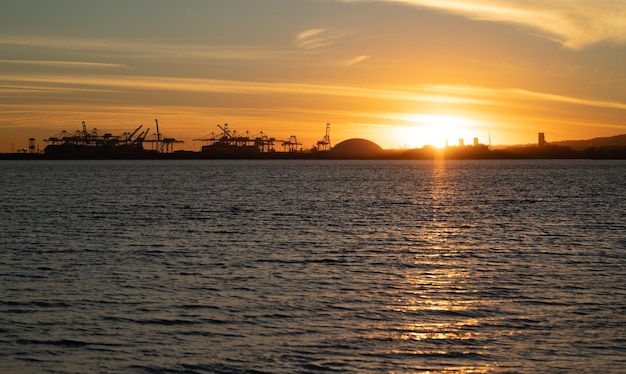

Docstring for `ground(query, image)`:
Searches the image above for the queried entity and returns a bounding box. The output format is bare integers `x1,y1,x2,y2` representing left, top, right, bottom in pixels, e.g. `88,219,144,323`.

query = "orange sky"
1,1,625,152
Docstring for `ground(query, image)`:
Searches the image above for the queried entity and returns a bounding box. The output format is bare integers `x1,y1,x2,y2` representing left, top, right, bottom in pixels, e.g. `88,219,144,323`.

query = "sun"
397,114,477,148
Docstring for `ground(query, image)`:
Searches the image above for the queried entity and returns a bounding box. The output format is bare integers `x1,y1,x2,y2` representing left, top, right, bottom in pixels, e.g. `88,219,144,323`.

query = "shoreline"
2,146,625,160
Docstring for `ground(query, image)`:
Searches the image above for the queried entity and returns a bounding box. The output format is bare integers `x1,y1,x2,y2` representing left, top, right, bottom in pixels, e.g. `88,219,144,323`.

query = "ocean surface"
0,159,625,373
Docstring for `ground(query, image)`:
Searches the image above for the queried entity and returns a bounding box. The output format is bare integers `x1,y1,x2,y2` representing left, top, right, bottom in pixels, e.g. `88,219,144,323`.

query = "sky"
1,0,626,151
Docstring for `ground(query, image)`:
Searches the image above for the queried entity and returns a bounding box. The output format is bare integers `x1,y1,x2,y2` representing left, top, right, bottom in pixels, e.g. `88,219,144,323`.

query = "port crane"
193,124,277,153
119,124,151,148
282,135,301,152
44,121,154,149
45,121,119,147
143,119,183,153
316,123,331,151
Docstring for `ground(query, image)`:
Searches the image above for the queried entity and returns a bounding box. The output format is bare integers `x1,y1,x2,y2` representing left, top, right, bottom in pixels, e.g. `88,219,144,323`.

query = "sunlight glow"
397,114,479,148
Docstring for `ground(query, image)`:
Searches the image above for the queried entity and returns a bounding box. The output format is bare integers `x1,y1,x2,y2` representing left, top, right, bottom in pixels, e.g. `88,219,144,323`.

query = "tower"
28,138,36,153
538,132,546,147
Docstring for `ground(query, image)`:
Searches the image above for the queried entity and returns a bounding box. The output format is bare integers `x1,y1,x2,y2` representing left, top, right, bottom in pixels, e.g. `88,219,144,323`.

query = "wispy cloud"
508,88,626,111
429,84,626,110
0,73,487,104
293,28,338,49
343,55,372,66
3,73,626,113
354,0,626,49
0,35,287,61
0,59,127,69
0,83,118,94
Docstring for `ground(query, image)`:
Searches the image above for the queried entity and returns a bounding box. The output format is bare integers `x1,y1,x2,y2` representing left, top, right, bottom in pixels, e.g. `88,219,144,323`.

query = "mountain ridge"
547,133,626,150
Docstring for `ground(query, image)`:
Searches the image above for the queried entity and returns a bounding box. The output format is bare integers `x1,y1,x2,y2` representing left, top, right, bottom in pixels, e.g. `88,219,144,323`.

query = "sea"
0,159,624,373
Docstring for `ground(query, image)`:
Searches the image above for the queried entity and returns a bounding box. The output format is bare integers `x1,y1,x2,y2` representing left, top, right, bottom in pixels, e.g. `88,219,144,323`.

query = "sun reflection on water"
383,160,498,373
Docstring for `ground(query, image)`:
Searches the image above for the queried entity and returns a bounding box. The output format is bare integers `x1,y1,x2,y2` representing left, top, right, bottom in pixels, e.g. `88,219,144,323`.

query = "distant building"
473,137,479,147
538,133,547,147
458,138,464,147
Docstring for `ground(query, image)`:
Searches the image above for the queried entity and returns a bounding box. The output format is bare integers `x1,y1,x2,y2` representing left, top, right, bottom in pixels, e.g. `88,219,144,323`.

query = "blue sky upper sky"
1,0,625,150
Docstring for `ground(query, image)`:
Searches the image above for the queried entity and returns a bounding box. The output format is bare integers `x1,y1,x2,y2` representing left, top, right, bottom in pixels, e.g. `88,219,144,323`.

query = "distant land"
1,132,626,160
544,134,626,150
385,132,626,160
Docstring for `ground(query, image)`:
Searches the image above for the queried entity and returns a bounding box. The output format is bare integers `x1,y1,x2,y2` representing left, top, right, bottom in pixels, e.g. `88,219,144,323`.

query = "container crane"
283,135,301,152
144,119,183,153
316,123,331,151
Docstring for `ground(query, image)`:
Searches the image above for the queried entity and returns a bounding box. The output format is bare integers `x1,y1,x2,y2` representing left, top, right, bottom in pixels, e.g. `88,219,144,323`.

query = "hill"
549,134,626,150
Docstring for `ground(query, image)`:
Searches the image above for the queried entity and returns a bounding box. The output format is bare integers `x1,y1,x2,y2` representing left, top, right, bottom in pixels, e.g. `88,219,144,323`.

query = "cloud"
0,35,286,61
343,55,372,66
0,83,117,94
293,28,338,49
0,59,127,69
429,84,626,110
4,73,625,113
354,0,626,49
508,88,626,110
0,73,488,104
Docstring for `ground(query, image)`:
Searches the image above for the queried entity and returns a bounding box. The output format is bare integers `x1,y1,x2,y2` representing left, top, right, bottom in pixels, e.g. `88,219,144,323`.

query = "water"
1,159,625,373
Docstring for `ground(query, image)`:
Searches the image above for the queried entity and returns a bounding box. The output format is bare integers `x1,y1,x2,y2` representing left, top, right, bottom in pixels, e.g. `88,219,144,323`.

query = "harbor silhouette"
3,120,626,160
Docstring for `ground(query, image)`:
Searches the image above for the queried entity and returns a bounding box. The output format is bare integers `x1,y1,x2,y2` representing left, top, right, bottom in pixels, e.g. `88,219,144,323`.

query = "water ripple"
0,159,624,373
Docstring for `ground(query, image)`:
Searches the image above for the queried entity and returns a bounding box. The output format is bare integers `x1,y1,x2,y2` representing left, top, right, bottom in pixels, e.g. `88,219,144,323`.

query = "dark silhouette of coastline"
2,143,625,160
2,121,625,160
379,144,626,160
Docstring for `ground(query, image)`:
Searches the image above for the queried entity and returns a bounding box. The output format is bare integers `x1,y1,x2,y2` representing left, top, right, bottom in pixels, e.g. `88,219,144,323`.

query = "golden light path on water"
386,160,496,373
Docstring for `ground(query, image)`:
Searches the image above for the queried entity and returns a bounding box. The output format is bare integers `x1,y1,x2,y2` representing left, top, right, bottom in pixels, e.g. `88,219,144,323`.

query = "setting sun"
394,114,480,149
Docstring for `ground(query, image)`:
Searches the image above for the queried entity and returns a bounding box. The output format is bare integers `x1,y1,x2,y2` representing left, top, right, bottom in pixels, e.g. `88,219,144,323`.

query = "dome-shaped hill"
331,138,384,158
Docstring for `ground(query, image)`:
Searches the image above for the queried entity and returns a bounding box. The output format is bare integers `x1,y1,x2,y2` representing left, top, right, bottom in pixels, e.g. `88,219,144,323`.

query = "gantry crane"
194,124,276,153
316,123,331,151
282,135,301,152
143,119,183,153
